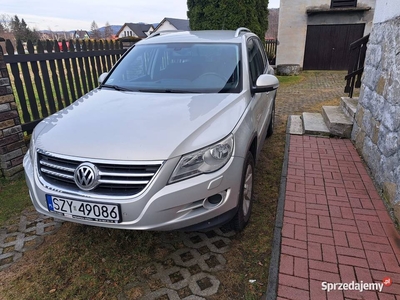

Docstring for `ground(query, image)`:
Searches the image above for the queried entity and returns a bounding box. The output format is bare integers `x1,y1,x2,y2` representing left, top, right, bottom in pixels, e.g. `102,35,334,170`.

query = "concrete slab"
341,97,358,121
322,106,353,138
302,112,330,136
288,115,304,135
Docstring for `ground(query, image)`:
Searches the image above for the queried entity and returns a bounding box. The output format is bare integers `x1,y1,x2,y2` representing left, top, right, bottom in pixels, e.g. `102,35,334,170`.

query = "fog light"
203,190,227,209
208,194,222,204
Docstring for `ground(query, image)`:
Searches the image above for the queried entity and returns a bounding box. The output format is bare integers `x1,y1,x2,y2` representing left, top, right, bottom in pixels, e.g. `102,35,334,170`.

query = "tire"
230,151,255,231
266,100,275,138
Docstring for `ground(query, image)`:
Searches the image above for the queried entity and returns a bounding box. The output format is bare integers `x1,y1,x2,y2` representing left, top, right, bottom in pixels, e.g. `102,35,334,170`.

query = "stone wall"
352,15,400,222
0,46,26,179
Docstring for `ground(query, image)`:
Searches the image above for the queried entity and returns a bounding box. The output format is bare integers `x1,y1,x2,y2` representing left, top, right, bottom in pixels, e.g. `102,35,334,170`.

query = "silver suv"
24,28,279,231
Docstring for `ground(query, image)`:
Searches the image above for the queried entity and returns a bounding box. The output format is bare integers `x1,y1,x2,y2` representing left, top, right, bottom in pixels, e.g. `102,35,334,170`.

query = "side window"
247,38,265,86
255,38,268,70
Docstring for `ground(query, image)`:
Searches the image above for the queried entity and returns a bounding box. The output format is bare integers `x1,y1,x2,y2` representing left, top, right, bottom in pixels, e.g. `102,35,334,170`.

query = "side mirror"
252,74,279,93
98,72,109,84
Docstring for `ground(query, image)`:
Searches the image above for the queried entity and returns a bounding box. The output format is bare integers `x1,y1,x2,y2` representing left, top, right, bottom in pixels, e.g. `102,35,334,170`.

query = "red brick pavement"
277,135,400,300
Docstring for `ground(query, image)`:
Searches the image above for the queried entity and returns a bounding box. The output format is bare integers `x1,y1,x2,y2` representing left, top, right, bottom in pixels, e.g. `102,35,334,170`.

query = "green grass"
0,223,159,300
0,177,32,227
277,75,304,85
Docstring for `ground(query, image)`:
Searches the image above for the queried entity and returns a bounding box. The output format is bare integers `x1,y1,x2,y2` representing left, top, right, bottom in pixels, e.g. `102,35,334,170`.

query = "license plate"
46,195,121,223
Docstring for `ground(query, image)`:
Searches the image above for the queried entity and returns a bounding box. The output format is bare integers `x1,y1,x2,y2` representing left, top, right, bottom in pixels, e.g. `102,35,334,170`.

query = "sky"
2,0,280,32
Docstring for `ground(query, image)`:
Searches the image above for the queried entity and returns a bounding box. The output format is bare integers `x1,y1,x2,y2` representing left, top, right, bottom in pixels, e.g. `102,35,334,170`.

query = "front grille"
37,152,162,196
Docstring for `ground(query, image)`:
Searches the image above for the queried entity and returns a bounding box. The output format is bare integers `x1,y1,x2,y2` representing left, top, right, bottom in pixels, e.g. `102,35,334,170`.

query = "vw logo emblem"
74,162,99,191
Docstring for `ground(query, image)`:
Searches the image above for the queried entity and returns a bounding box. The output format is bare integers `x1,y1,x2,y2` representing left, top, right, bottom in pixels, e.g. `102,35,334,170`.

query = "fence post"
0,44,26,179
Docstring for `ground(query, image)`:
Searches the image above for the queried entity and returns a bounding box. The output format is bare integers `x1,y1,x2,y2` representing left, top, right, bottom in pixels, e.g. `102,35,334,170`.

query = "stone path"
0,208,63,271
118,228,236,299
275,71,346,117
268,135,400,300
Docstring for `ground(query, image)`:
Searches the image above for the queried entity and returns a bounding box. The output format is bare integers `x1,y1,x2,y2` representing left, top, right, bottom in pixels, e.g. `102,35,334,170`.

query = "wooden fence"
344,34,369,98
2,39,126,133
265,39,277,65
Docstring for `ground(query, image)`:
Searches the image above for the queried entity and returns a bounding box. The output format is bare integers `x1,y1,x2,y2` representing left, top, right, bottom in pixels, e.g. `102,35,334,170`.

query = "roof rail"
147,30,185,39
234,27,251,37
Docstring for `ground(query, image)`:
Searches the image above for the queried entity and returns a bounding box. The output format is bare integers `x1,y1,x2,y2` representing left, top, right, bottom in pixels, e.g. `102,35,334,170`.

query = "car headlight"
169,134,234,184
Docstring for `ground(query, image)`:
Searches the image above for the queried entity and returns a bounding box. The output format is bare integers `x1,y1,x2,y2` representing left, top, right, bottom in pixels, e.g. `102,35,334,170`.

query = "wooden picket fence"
3,39,126,133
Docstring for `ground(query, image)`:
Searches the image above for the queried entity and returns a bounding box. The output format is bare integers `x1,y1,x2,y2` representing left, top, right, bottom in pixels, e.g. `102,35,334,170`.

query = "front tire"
230,151,255,231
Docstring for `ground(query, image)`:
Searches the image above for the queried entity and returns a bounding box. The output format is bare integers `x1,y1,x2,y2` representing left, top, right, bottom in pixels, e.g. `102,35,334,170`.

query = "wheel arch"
248,136,257,163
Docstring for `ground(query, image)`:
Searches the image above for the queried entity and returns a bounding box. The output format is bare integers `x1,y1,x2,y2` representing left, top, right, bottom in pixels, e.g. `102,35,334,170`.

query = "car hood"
34,88,249,161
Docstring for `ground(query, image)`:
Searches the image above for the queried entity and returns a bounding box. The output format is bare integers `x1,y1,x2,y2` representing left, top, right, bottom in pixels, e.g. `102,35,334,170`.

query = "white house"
116,23,154,39
152,18,190,33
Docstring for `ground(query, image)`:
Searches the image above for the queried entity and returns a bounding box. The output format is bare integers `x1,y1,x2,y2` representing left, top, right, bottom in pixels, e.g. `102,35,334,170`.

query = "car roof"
138,30,256,45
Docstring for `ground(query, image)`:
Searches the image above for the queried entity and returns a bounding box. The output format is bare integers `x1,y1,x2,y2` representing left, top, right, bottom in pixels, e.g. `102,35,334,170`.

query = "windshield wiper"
101,84,133,92
138,89,197,93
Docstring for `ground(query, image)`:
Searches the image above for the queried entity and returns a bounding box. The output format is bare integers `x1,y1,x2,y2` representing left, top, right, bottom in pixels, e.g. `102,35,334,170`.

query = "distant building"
74,30,90,39
116,23,154,39
152,17,190,33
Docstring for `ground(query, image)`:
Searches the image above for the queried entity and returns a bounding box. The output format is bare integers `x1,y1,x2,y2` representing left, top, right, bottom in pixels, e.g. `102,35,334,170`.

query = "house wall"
154,21,177,32
352,1,400,222
145,27,154,36
277,0,376,67
118,25,139,38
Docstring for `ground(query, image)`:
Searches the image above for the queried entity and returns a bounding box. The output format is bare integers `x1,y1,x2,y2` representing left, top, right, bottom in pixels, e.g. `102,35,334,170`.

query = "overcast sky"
3,0,280,31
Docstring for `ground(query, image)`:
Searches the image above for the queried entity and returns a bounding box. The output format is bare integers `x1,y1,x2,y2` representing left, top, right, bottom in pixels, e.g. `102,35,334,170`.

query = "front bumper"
23,151,244,231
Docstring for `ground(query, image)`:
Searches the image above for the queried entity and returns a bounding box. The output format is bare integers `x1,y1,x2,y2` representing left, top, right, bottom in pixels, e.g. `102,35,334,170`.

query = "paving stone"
275,135,400,300
188,273,220,297
302,112,330,136
322,106,353,138
341,97,358,120
0,209,63,270
288,115,304,135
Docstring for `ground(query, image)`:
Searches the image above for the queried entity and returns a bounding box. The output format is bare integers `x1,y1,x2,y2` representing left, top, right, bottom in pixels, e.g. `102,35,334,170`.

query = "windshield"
103,43,242,93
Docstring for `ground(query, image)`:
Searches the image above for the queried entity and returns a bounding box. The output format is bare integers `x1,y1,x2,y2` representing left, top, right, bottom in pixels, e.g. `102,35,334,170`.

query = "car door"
247,37,272,152
255,38,276,132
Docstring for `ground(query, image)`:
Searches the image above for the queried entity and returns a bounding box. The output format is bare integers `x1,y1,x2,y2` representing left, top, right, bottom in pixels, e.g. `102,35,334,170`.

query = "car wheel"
266,100,275,138
231,151,255,231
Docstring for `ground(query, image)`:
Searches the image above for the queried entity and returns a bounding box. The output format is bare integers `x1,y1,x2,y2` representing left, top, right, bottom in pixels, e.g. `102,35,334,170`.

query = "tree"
10,15,39,42
187,0,269,40
10,15,22,38
91,20,101,40
104,21,113,39
256,0,269,39
0,14,11,33
0,14,16,48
